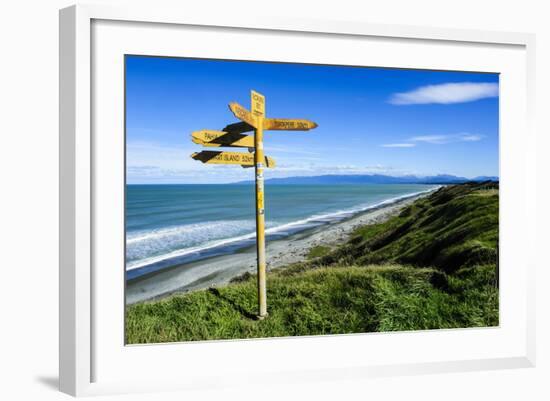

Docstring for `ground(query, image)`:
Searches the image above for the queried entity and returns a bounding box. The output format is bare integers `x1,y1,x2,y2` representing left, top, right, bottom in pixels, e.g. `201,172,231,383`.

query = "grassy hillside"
126,183,499,344
320,182,498,274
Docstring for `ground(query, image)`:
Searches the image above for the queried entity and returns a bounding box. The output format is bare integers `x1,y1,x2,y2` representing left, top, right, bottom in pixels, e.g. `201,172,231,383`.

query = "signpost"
190,90,318,319
249,90,267,318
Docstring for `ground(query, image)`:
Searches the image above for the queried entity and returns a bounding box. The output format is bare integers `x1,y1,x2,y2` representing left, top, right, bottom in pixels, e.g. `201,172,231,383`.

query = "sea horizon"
126,172,499,186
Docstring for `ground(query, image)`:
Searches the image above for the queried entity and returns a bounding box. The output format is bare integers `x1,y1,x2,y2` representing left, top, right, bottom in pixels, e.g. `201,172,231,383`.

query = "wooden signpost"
190,90,318,319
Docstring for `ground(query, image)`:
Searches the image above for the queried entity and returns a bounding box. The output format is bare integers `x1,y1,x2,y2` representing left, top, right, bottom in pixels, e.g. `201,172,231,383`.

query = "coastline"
126,189,435,304
126,183,499,343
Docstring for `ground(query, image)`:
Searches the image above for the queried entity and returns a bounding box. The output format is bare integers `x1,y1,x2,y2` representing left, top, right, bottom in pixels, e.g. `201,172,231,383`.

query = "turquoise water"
126,184,436,279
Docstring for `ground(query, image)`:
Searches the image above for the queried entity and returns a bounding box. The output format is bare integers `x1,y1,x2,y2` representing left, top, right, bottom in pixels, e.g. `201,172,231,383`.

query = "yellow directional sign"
251,90,265,118
264,118,318,131
191,151,275,168
229,102,257,128
191,130,255,148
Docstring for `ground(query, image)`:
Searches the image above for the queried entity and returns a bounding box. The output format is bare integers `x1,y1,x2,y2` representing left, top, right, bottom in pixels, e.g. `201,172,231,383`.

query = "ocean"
126,183,436,280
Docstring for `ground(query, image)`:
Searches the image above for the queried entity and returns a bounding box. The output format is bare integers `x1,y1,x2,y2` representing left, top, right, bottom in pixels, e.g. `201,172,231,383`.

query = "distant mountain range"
233,174,499,185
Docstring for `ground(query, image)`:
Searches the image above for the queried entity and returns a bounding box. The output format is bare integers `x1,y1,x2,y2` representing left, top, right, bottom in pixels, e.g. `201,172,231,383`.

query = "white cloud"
379,133,484,149
411,133,484,144
266,145,320,156
389,82,498,105
127,164,254,184
270,162,414,177
126,140,196,168
126,162,417,184
126,140,253,183
460,134,484,142
381,143,416,148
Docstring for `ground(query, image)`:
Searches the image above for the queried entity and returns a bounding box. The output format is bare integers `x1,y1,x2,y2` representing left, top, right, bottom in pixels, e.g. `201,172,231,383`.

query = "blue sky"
126,55,499,184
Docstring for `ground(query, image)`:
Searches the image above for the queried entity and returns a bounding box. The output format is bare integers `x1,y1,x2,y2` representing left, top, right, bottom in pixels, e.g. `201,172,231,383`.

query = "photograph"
124,55,499,344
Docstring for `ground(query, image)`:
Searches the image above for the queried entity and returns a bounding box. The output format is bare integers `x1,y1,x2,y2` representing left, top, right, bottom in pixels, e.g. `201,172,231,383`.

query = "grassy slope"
321,182,499,273
126,182,499,344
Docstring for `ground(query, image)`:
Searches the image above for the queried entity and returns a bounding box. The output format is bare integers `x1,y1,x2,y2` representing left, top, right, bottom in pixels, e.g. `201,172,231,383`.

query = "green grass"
126,182,499,343
319,182,499,273
126,264,498,343
306,245,331,259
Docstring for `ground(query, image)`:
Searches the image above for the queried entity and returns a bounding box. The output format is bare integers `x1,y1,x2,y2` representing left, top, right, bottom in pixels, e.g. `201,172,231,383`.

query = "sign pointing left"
191,151,276,168
191,130,255,148
229,102,257,128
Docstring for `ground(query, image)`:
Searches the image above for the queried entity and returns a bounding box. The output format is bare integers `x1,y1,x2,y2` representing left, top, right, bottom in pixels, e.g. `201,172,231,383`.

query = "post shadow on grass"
208,287,259,320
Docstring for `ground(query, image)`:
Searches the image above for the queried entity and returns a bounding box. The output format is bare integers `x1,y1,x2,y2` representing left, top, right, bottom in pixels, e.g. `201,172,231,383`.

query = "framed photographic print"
59,4,536,396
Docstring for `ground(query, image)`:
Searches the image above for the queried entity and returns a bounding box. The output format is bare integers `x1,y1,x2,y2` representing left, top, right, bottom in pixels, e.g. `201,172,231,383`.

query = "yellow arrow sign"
191,151,276,168
191,130,255,148
229,102,257,128
264,118,318,131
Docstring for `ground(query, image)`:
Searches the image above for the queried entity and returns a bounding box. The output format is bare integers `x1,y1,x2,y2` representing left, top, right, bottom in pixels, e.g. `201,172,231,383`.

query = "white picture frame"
59,4,536,397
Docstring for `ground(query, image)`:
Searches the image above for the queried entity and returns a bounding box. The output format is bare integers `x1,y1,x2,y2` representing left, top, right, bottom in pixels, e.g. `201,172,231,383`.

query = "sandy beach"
126,191,432,304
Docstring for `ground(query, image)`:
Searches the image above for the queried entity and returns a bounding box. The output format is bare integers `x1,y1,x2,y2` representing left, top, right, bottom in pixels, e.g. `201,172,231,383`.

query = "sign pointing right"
264,118,318,131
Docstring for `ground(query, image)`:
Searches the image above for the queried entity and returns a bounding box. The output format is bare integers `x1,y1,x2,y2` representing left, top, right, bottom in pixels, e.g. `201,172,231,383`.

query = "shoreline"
126,190,435,304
